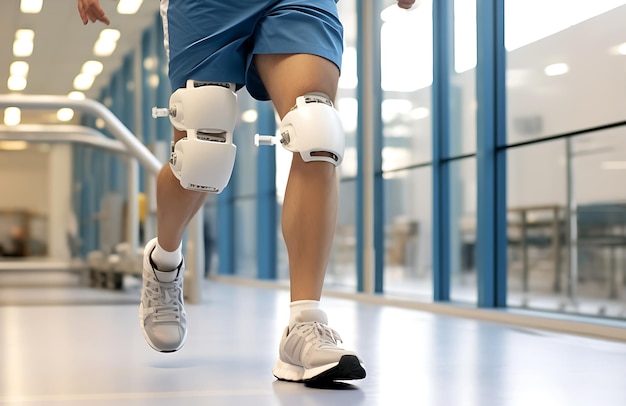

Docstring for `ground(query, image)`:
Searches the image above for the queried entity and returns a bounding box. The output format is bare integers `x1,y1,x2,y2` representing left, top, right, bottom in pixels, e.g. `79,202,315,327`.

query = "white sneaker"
139,238,187,352
273,309,366,383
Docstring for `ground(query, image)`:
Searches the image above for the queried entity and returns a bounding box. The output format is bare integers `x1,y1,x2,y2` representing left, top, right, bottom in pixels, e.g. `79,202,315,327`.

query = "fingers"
77,0,110,25
397,0,416,9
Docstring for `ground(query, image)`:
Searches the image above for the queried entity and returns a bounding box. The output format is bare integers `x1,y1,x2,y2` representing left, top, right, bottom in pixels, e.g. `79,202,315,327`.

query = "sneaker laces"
294,322,343,349
144,278,182,324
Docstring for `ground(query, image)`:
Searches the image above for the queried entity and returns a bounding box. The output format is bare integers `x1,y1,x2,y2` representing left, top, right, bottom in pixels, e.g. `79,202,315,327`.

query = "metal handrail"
0,124,127,154
0,94,162,175
0,94,204,303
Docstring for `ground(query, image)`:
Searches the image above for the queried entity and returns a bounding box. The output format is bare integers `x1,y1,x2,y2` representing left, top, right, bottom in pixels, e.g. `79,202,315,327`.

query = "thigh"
245,0,344,101
162,0,269,90
253,53,340,119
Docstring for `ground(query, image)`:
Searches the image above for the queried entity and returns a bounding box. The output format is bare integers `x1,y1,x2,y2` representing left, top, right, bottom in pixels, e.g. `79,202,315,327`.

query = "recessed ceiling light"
10,61,29,77
4,107,21,126
94,29,121,57
147,74,159,88
73,74,95,90
7,76,27,91
117,0,143,14
68,91,86,100
617,42,626,56
15,29,35,41
99,29,121,42
94,40,117,57
82,60,104,76
544,63,569,76
57,108,75,122
20,0,43,14
13,40,33,57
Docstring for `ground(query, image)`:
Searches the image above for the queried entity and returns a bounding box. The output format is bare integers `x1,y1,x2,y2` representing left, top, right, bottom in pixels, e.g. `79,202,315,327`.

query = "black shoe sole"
304,355,366,384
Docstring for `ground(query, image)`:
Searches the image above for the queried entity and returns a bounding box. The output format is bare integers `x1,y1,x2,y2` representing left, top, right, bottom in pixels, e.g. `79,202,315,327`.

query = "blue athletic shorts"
160,0,344,101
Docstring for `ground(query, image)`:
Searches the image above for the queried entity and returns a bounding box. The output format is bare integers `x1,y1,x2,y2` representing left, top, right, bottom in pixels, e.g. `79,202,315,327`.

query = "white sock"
150,240,182,271
289,300,320,328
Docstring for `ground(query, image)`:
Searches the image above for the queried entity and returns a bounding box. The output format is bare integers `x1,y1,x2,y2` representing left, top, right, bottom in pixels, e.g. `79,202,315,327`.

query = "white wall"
0,144,74,259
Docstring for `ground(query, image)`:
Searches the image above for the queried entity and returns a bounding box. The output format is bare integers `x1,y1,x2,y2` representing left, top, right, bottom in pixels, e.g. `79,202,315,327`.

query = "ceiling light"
241,109,258,123
617,42,626,55
147,73,159,88
544,63,569,76
7,76,27,91
0,141,28,151
15,29,35,41
143,56,157,71
20,0,43,13
117,0,143,14
81,60,104,76
94,29,121,57
94,40,117,57
13,40,33,57
95,118,105,129
4,107,21,126
10,61,29,77
68,91,85,100
57,108,75,122
99,29,121,42
73,73,95,90
13,30,34,57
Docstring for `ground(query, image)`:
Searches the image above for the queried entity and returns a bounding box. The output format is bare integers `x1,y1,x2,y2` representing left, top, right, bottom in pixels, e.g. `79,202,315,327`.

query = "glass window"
231,89,258,278
233,90,258,197
233,198,257,278
506,1,626,144
381,0,433,170
449,157,477,303
507,129,626,319
450,0,477,156
326,179,358,291
336,0,358,179
506,140,567,310
383,168,433,300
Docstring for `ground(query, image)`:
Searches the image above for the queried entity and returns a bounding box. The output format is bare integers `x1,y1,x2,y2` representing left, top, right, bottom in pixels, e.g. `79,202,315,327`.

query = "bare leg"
254,54,340,301
156,128,208,251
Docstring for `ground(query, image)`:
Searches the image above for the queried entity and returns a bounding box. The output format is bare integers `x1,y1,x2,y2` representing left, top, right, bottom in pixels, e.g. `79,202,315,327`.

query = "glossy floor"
1,279,626,405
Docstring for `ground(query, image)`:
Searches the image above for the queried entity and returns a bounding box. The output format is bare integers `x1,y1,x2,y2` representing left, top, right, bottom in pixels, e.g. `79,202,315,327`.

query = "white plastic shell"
278,94,345,166
167,80,238,193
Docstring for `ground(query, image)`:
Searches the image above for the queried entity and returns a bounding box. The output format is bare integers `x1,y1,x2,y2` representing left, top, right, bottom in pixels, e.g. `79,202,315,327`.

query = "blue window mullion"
256,100,277,280
432,0,454,302
476,0,507,308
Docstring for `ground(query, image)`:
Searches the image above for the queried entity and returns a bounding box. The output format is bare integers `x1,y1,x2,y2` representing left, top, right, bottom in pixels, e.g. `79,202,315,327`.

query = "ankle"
151,240,182,271
289,300,321,328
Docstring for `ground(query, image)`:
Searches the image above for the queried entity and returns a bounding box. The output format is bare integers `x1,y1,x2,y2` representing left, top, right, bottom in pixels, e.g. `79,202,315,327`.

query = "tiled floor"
1,279,626,405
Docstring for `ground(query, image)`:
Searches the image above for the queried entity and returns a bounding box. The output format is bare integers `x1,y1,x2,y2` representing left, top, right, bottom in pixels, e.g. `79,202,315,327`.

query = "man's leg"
156,128,208,252
139,128,207,353
254,53,339,302
255,53,365,383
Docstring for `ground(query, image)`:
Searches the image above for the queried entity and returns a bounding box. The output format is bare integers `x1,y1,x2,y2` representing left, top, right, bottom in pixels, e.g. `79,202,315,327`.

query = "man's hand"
397,0,416,9
78,0,110,25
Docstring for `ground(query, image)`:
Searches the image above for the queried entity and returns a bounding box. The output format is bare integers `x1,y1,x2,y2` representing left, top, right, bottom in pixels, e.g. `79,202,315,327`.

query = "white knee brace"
255,93,345,166
153,80,238,193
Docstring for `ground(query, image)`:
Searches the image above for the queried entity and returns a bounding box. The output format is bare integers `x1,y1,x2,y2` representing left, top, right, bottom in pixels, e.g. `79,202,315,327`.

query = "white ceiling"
0,0,160,124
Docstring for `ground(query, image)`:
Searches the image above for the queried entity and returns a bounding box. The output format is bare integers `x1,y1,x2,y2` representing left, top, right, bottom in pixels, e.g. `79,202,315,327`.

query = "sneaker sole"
274,355,366,383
